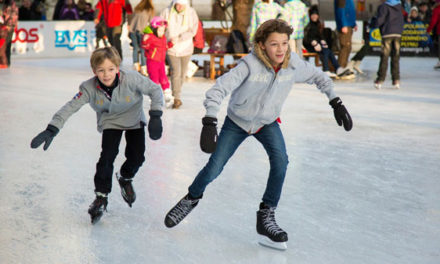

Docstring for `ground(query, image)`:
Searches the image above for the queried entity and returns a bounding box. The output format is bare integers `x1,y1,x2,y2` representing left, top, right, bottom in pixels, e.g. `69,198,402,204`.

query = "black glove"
30,125,59,151
148,110,163,140
329,97,353,131
200,117,218,153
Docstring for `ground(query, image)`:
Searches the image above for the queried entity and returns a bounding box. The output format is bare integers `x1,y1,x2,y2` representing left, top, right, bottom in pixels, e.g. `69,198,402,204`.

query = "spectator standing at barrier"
334,0,357,71
370,0,404,89
281,0,309,58
80,3,94,20
128,0,154,76
95,0,133,60
427,0,440,69
59,0,79,20
1,0,17,67
18,0,38,20
160,0,199,109
249,0,284,42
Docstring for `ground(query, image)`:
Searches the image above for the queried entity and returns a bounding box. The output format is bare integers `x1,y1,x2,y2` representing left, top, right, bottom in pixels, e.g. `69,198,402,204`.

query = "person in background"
370,0,404,89
18,0,38,20
281,0,309,58
249,0,283,42
0,14,7,68
142,16,175,108
418,2,432,24
95,0,133,59
59,0,79,20
160,0,199,109
427,0,440,69
407,6,421,22
303,5,350,78
334,0,357,74
80,3,94,20
128,0,154,76
1,0,17,67
193,19,205,54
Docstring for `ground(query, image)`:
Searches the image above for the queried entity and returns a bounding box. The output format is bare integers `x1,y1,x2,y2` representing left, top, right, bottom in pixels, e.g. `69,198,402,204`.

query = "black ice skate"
256,202,288,250
88,193,108,224
164,194,201,228
116,172,136,207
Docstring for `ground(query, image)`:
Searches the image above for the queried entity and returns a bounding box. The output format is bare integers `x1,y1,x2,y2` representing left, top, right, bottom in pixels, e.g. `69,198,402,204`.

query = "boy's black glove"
30,125,59,151
200,117,218,153
329,97,353,131
148,110,163,140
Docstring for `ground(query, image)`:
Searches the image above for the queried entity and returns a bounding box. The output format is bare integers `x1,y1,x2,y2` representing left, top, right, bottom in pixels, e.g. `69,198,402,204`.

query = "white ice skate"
163,88,174,108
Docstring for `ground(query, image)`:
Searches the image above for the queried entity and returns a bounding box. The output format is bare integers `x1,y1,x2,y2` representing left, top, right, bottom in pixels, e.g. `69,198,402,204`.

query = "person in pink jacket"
142,16,175,108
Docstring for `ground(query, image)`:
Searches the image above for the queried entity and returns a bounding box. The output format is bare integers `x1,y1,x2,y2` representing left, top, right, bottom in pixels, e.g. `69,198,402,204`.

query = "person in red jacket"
427,0,440,69
193,20,205,54
142,16,174,108
94,0,132,59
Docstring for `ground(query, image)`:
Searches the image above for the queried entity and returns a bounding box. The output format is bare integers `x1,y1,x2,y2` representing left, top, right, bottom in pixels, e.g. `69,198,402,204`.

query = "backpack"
208,34,228,54
226,30,249,54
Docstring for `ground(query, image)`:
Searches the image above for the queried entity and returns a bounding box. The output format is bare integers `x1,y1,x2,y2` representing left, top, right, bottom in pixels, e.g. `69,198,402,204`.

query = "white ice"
1,55,439,264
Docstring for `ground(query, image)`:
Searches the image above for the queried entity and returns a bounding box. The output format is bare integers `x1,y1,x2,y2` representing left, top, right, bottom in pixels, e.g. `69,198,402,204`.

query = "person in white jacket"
160,0,199,109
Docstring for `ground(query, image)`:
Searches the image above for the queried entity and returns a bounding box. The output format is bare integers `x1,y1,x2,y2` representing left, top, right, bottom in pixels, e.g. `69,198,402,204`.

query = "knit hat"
410,6,418,12
308,5,319,16
150,16,167,28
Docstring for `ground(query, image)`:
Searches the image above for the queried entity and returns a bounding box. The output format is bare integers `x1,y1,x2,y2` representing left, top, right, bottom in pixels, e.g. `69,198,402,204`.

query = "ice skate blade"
258,236,287,251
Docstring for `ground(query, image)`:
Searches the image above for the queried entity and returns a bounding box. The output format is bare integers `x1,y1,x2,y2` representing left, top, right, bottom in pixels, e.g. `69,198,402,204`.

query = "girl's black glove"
329,97,353,131
200,117,218,153
148,110,163,140
30,125,59,150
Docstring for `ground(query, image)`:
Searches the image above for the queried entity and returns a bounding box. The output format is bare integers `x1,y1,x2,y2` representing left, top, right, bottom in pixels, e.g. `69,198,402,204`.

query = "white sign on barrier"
12,21,97,58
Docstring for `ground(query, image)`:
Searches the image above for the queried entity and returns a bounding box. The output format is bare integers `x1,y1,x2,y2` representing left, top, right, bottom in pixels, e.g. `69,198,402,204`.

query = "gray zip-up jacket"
49,69,163,132
204,45,337,134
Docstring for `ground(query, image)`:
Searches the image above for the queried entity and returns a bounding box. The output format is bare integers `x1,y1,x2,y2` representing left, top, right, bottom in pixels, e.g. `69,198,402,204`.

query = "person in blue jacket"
163,19,353,250
334,0,357,71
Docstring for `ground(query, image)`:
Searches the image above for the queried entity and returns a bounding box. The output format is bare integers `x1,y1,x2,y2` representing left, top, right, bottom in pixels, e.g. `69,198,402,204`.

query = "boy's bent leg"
188,116,249,198
94,129,123,194
120,127,146,179
253,121,289,208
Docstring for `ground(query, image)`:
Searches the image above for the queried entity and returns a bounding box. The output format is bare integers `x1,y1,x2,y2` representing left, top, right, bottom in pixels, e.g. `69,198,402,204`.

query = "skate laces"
168,197,198,224
261,208,285,235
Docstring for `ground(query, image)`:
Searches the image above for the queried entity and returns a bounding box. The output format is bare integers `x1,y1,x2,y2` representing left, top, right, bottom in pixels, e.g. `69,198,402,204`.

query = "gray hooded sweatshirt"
204,45,337,134
49,69,164,132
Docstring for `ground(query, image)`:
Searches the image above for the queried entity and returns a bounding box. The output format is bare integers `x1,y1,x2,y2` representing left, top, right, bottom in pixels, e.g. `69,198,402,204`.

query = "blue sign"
55,30,88,50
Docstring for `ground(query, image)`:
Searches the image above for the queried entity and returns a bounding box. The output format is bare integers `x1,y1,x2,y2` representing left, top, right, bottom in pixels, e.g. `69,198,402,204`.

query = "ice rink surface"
1,55,439,264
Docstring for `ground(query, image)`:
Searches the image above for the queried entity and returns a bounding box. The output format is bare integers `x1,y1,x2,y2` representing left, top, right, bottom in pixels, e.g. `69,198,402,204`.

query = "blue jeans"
188,116,289,207
129,31,146,66
319,47,340,72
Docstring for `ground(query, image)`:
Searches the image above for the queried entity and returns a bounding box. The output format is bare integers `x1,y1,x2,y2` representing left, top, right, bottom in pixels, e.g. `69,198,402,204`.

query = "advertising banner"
369,22,434,56
11,21,97,58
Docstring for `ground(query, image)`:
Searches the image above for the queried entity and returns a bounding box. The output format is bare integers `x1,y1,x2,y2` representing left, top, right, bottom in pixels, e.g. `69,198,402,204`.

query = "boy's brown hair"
90,47,121,70
253,19,293,45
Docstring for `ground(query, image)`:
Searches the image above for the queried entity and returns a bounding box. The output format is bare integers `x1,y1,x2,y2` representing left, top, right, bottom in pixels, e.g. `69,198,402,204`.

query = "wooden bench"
303,51,339,67
207,53,248,80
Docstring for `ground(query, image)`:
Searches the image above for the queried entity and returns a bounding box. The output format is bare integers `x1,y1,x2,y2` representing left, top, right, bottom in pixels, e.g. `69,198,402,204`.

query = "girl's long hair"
135,0,154,16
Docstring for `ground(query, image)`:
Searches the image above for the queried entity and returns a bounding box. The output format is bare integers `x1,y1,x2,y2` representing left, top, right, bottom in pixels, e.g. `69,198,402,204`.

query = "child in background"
0,15,7,68
30,47,164,224
142,16,174,108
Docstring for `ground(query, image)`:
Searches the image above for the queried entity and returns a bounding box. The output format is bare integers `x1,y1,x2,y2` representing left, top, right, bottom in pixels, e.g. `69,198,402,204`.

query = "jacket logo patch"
125,96,131,102
73,91,82,99
96,99,104,106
